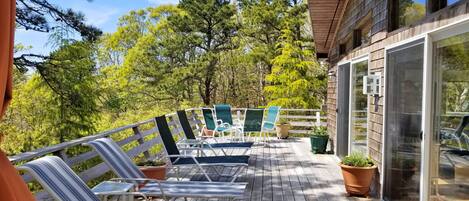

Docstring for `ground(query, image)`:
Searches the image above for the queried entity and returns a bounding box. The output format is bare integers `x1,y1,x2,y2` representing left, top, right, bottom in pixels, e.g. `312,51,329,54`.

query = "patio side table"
91,181,135,201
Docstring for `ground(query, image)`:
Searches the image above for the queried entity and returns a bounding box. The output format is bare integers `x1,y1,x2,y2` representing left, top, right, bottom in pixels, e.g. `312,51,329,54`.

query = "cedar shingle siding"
310,0,469,197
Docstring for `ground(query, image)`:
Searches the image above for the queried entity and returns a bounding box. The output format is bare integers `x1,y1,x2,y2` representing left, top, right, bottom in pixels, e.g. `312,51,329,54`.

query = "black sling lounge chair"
176,110,253,155
155,115,249,182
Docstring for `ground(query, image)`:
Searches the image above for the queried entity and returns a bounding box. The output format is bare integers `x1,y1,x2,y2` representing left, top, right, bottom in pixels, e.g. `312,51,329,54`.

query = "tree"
264,28,326,108
168,0,239,105
0,41,99,153
14,0,102,73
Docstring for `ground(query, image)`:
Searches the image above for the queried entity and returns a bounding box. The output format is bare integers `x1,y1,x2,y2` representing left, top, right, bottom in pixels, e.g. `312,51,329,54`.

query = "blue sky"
15,0,179,56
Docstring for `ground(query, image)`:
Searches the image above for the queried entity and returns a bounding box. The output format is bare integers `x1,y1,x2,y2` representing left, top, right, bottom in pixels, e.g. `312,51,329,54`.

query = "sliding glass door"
350,59,368,154
429,31,469,201
383,39,424,201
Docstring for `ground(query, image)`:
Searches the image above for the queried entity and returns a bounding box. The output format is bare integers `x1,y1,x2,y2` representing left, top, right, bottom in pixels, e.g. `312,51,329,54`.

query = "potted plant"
136,159,167,180
340,152,376,197
309,126,329,153
276,119,290,139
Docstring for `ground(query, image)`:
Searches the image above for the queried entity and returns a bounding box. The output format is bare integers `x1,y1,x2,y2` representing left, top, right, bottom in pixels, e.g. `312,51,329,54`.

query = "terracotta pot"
339,163,376,196
139,165,167,180
202,127,215,137
276,124,290,139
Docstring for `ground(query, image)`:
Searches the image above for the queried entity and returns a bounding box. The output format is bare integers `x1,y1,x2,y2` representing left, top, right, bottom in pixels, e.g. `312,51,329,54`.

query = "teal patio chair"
236,108,265,142
260,106,281,142
202,107,236,140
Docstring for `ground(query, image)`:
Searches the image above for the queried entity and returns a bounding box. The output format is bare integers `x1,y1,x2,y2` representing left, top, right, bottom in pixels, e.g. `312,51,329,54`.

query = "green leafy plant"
341,152,375,167
276,119,290,125
136,159,166,167
309,126,328,137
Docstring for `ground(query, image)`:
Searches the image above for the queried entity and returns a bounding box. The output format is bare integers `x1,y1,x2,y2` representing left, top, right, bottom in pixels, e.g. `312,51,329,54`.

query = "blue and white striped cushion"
21,156,100,201
88,138,146,179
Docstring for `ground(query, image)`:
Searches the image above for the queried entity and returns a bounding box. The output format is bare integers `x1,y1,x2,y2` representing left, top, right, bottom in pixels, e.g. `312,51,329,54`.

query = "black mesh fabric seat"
155,115,250,164
172,155,250,165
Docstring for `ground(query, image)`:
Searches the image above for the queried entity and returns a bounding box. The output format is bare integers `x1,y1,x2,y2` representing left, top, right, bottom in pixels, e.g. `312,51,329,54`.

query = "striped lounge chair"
21,155,247,201
17,156,147,201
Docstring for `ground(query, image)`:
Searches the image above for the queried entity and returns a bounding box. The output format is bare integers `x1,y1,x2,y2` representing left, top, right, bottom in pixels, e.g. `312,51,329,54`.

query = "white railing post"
315,111,321,127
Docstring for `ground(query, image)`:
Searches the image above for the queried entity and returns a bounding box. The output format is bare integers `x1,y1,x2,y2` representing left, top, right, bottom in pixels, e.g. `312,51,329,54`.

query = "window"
353,29,362,48
389,0,427,30
339,44,346,55
389,0,462,31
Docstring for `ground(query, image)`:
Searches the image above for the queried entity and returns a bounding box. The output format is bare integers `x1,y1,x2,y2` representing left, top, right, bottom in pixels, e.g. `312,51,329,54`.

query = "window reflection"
399,0,426,27
350,60,368,154
431,32,469,200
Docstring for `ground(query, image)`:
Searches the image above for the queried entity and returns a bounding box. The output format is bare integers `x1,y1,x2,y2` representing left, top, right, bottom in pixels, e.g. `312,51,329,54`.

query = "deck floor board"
166,137,371,201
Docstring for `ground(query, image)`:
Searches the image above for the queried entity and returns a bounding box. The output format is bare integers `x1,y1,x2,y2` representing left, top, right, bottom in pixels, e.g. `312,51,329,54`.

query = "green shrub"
341,152,374,167
309,126,328,137
276,118,290,125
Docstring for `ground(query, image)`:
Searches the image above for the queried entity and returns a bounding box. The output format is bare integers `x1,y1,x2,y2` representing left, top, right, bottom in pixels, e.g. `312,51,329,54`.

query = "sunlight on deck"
167,138,375,201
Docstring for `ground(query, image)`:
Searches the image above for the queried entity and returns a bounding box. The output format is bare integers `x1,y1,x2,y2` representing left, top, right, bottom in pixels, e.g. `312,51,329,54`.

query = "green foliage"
136,159,167,167
276,118,290,125
2,1,328,157
309,126,328,137
341,152,375,167
264,28,326,108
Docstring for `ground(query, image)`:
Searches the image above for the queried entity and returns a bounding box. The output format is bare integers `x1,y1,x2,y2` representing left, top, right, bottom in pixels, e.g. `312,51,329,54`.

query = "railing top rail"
9,118,155,163
185,107,322,112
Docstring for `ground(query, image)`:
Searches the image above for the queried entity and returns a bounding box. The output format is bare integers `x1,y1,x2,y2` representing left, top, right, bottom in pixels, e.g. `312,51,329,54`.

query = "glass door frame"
382,36,426,200
349,55,370,155
382,18,469,201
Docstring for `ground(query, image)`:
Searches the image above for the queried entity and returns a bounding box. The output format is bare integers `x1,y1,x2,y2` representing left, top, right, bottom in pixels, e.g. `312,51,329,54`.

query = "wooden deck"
167,137,370,201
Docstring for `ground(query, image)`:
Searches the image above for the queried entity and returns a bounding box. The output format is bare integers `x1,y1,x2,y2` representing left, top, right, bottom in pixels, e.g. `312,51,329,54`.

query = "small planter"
340,164,376,197
139,165,167,180
276,124,290,139
202,127,215,137
310,135,328,153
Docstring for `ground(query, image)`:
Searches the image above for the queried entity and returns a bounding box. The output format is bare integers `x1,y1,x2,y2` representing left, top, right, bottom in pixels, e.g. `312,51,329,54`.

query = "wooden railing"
9,107,325,199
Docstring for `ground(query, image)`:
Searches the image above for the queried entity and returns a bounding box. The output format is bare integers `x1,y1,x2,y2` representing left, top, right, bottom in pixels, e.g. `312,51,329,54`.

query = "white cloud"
82,7,120,27
147,0,179,5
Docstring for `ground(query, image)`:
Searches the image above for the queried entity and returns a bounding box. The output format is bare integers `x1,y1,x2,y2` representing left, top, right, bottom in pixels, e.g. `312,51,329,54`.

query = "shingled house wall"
323,0,469,196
